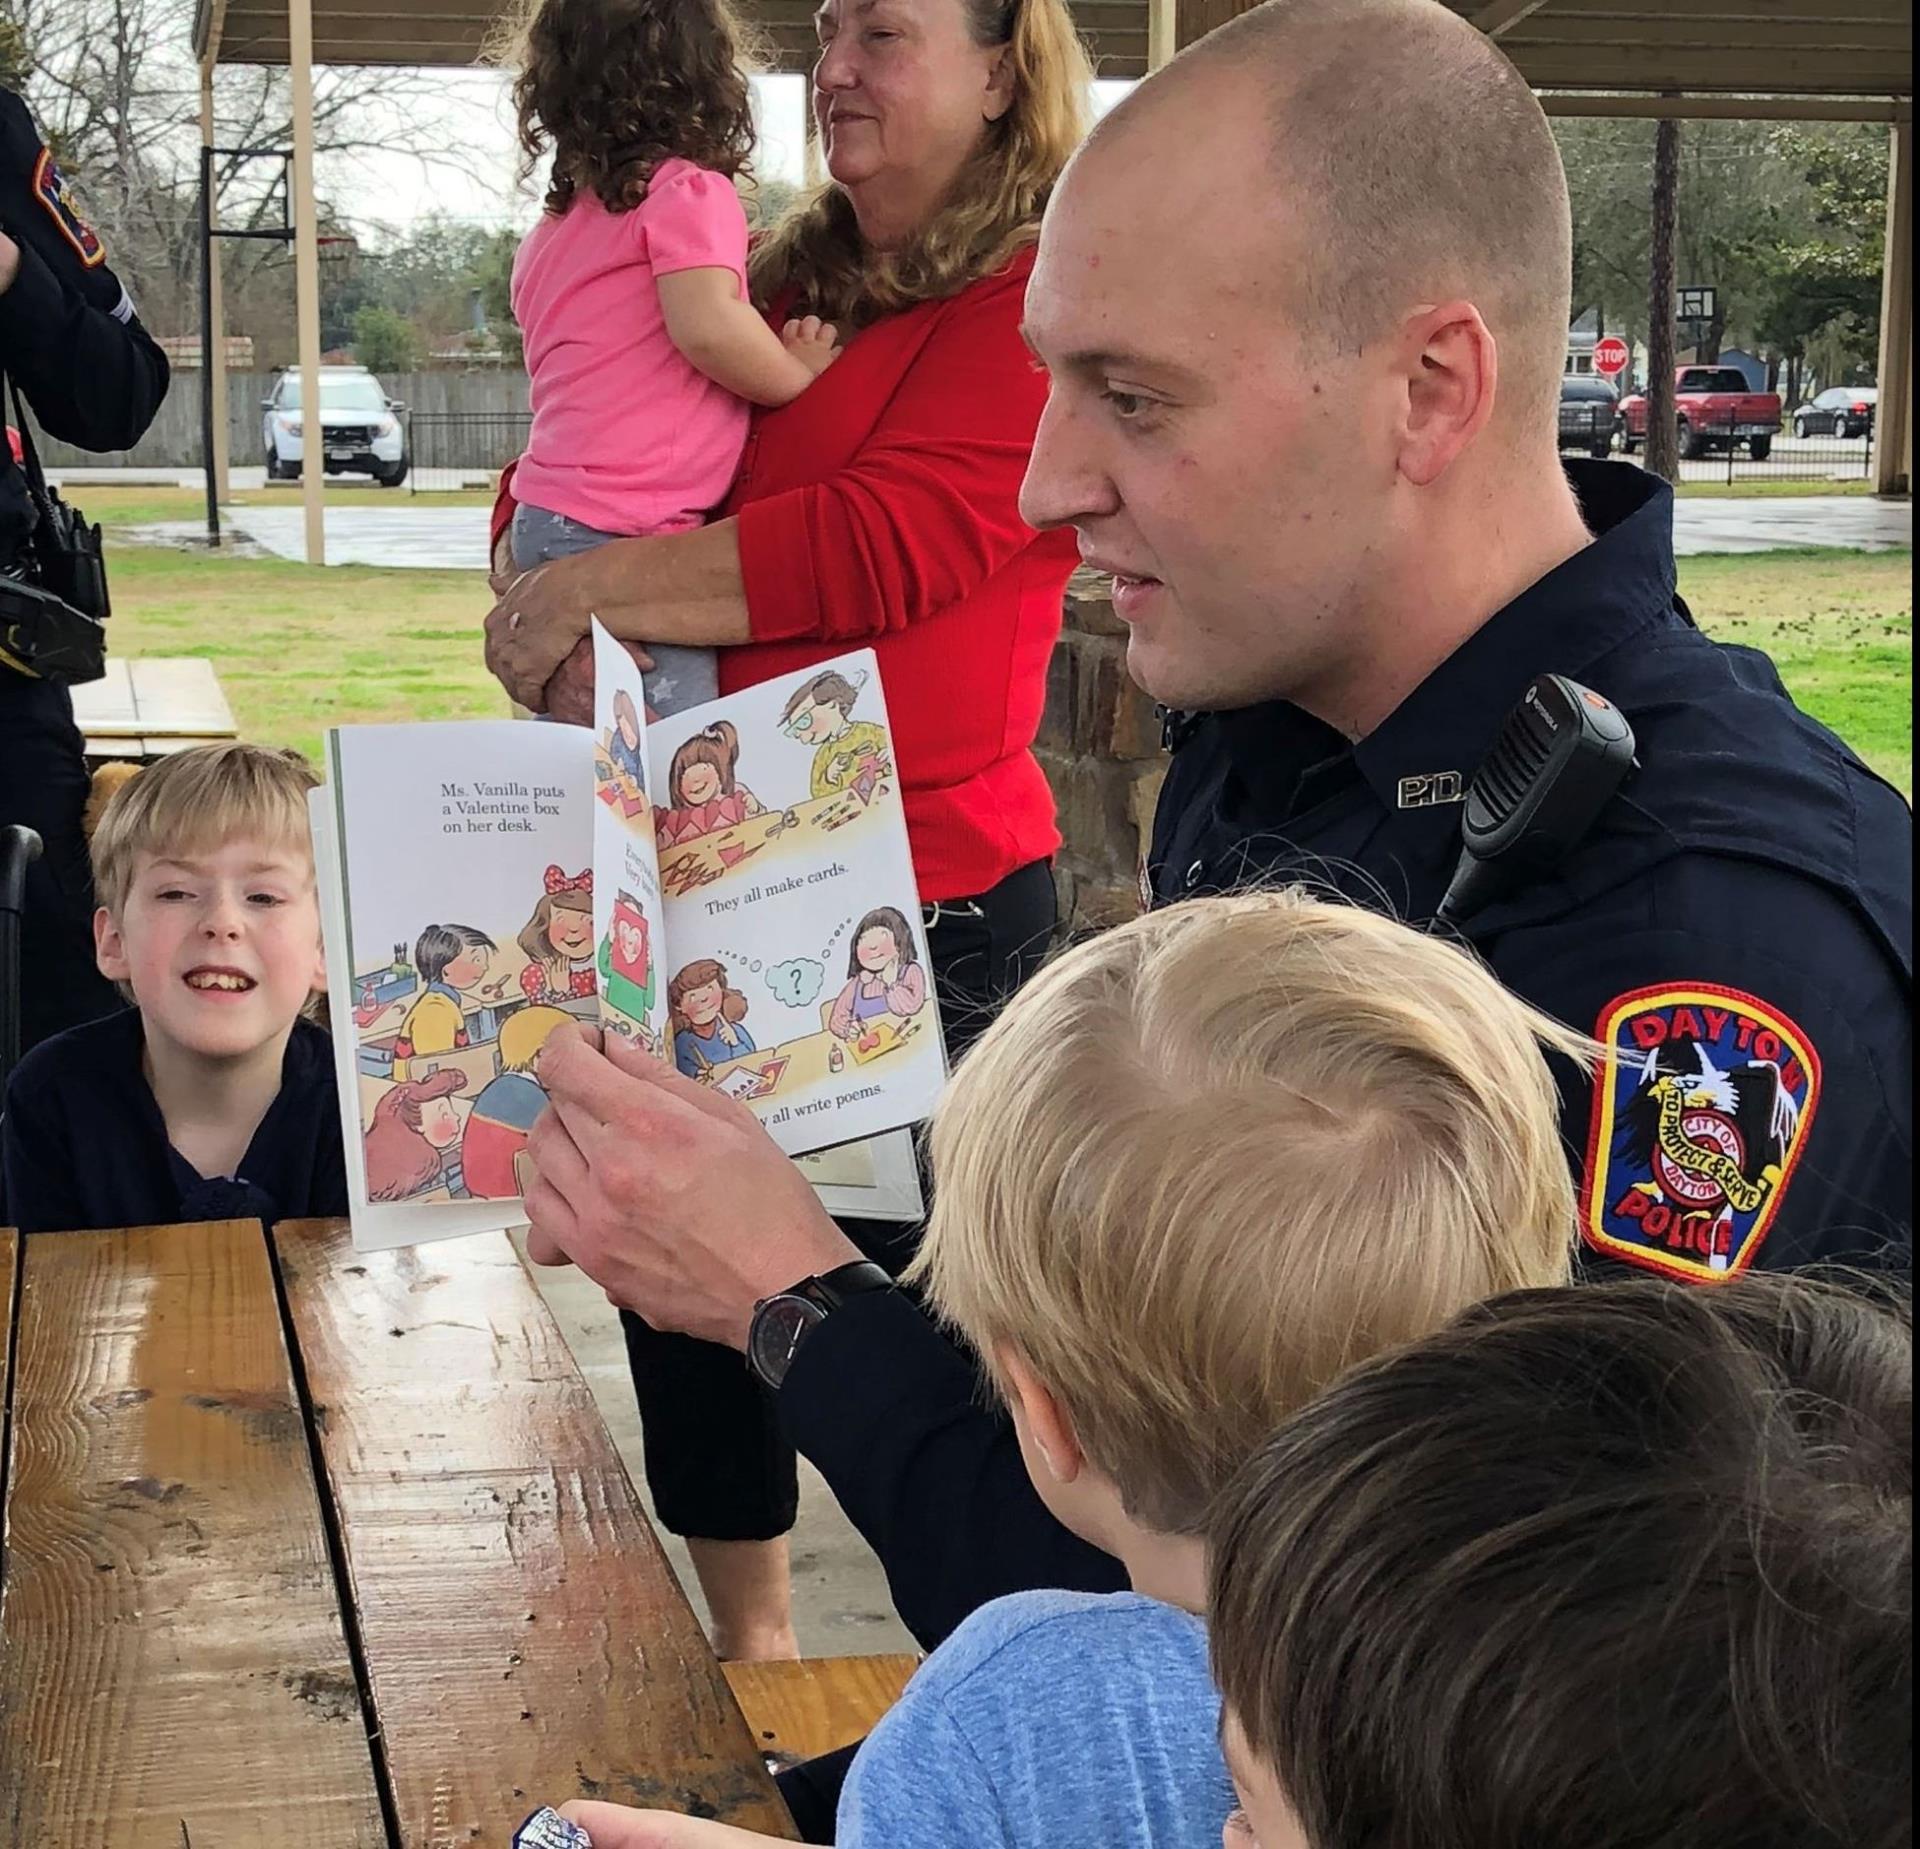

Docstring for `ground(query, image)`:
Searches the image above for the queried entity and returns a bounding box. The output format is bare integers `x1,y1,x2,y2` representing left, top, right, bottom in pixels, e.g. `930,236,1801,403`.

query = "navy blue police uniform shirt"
0,1009,349,1234
2,84,173,1053
1148,460,1911,1286
766,461,1915,1660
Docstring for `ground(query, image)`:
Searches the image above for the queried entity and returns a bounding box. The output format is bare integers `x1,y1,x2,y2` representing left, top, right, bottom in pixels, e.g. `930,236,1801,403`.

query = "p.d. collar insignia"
1396,770,1464,809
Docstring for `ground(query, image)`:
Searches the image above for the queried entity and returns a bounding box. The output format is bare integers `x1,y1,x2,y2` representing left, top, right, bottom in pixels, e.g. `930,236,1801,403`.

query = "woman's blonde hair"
90,742,319,917
912,890,1597,1535
750,0,1094,326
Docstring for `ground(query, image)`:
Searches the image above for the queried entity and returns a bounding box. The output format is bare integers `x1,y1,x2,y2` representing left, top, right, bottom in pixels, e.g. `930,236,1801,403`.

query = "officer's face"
94,836,326,1063
1021,84,1397,716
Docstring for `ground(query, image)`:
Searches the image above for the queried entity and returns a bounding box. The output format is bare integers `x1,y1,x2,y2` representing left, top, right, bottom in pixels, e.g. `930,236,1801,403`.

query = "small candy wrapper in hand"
514,1807,593,1849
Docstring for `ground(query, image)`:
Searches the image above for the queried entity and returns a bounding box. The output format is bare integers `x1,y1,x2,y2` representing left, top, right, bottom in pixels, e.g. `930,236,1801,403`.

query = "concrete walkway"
199,495,1912,572
1671,496,1912,555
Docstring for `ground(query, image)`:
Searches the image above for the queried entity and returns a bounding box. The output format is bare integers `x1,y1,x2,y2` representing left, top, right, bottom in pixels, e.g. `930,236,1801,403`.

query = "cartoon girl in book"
669,958,756,1079
654,723,764,850
828,906,929,1044
598,890,656,1025
518,866,596,1005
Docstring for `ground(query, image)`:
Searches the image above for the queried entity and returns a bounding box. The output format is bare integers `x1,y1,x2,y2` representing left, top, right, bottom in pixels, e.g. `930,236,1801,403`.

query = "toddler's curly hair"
502,0,758,215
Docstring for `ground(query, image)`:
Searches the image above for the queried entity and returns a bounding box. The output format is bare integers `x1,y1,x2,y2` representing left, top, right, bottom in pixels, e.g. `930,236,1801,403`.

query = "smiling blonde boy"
1,743,346,1233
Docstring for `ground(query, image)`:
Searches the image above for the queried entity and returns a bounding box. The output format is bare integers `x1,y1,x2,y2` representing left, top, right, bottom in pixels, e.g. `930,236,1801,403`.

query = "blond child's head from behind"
91,743,325,1064
913,890,1590,1580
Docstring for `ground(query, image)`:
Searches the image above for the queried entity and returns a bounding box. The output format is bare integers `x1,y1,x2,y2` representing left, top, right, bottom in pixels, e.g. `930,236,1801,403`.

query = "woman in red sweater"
486,0,1092,1661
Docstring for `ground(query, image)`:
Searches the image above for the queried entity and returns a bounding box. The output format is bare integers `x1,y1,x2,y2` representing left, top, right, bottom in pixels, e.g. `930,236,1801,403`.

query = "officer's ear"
1393,298,1498,488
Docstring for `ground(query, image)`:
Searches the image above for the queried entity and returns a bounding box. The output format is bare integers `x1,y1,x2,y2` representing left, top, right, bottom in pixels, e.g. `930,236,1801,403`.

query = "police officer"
488,0,1914,1688
2,83,169,1052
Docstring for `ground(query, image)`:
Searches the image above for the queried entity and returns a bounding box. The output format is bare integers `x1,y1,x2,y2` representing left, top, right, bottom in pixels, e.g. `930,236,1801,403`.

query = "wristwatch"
747,1260,895,1391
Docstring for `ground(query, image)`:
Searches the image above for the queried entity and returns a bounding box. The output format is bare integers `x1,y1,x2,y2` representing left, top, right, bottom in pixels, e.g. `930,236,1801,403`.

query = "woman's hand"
529,636,658,725
523,1028,860,1347
555,1802,790,1849
485,554,605,709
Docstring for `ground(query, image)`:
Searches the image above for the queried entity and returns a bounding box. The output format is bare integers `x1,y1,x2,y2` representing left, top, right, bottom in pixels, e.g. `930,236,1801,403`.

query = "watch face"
750,1293,828,1388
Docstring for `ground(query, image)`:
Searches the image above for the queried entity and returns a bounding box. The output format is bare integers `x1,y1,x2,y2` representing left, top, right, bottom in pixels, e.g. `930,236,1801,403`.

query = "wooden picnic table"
69,656,239,764
0,1218,796,1847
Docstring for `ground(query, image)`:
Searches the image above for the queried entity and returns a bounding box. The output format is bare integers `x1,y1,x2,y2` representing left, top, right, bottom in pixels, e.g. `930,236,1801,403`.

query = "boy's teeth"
187,971,252,991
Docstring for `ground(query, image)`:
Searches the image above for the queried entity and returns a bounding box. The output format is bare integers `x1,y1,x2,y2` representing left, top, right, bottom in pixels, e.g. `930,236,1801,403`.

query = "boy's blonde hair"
913,890,1592,1535
90,743,320,916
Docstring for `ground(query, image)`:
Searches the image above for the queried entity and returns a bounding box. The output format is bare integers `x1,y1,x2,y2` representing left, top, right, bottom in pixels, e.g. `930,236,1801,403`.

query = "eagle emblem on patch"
33,147,106,266
1581,984,1819,1283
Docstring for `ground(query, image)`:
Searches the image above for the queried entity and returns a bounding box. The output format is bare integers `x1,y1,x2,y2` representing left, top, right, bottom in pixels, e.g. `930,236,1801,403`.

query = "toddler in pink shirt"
506,0,838,715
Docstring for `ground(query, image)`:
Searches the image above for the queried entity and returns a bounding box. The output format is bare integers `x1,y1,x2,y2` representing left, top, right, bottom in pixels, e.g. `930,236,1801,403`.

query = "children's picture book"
314,632,946,1250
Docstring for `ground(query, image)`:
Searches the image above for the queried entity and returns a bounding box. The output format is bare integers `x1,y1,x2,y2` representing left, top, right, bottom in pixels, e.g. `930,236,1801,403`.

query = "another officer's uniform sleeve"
778,1288,1128,1650
0,88,169,451
1499,855,1912,1285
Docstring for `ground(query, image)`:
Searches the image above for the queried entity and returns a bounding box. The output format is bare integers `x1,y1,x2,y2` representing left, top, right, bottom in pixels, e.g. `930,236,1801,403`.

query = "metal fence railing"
406,410,533,494
1612,405,1876,485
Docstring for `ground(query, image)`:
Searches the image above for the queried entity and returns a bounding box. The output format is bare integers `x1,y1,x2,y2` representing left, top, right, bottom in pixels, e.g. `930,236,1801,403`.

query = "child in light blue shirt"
547,893,1585,1849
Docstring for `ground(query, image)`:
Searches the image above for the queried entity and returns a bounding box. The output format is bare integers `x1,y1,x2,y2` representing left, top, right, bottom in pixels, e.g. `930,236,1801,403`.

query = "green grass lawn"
86,489,1913,797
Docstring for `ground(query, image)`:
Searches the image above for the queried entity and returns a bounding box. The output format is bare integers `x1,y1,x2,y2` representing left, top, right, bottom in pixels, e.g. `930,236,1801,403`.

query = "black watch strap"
802,1259,896,1312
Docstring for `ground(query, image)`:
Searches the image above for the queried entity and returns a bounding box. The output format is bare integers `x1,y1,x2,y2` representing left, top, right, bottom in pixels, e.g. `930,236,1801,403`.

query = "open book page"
312,790,531,1250
649,648,947,1157
325,720,594,1244
589,619,669,1057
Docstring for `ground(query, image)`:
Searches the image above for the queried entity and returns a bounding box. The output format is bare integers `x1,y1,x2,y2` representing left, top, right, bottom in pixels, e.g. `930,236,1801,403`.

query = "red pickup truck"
1617,367,1781,462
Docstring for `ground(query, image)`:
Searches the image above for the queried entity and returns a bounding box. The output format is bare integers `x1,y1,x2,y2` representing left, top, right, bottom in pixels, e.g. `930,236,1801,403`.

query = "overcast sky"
323,72,1132,247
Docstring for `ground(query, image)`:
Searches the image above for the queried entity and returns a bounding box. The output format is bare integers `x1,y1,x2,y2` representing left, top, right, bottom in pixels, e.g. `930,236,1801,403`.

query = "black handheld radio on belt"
0,370,111,685
1437,674,1638,925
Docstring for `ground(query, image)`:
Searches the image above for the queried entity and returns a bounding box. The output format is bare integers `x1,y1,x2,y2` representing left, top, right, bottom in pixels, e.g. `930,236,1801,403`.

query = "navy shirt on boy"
0,1008,347,1233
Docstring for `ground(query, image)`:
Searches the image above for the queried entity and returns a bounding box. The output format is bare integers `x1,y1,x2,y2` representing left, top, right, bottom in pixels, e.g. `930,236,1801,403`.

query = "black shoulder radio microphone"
1436,674,1637,925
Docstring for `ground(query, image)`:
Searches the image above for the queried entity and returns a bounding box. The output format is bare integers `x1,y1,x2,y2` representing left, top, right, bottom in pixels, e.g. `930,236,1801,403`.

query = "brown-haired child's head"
503,0,758,215
668,722,742,808
668,958,747,1036
911,890,1589,1559
88,743,327,1063
1207,1272,1913,1849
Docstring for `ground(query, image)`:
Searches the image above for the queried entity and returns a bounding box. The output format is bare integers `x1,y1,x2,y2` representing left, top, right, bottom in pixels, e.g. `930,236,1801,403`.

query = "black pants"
620,858,1058,1542
2,672,120,1058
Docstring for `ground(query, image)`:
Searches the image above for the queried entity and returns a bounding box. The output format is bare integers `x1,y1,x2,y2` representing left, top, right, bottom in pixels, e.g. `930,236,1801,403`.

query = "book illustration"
592,621,671,1056
652,666,897,902
319,642,946,1250
517,866,598,1007
595,684,651,827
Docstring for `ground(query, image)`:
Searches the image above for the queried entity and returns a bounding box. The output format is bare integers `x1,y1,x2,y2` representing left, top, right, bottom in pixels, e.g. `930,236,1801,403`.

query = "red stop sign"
1594,336,1630,377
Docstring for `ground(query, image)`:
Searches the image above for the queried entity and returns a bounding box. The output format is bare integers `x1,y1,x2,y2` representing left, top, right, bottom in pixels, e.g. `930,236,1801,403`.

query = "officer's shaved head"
1105,0,1572,434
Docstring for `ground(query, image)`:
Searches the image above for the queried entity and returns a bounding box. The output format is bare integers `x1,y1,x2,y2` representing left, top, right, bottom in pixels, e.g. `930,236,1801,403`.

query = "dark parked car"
1558,374,1617,459
1792,386,1877,440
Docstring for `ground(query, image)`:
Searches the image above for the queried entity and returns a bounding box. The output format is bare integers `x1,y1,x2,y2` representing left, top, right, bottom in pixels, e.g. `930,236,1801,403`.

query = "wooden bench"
724,1654,922,1765
0,1219,796,1845
69,655,239,764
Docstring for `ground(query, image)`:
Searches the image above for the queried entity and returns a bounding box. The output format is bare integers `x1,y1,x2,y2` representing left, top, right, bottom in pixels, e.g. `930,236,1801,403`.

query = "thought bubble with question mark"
769,958,825,1009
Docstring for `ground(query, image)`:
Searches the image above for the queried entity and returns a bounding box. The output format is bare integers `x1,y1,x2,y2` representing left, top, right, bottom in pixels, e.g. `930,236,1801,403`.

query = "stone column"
1035,570,1168,932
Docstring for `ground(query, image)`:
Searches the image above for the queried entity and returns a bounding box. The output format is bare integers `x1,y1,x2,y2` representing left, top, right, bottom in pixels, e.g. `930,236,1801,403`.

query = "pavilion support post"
289,0,325,564
198,66,230,514
1874,117,1911,498
1172,0,1254,53
1148,0,1176,70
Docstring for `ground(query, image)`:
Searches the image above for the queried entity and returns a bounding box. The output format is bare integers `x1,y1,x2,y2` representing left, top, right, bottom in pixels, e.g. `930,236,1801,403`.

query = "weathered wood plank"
0,1222,390,1847
723,1655,922,1766
274,1220,796,1844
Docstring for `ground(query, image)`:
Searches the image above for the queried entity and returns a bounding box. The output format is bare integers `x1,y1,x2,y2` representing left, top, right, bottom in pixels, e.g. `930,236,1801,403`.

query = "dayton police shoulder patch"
1581,982,1820,1284
33,146,107,267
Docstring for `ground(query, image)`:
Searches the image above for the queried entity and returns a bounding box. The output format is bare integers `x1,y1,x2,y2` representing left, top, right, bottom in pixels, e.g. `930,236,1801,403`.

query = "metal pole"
199,143,220,547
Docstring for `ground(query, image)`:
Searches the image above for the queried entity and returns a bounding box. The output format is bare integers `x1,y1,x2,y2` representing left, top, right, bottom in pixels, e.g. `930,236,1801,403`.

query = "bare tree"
2,0,491,334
